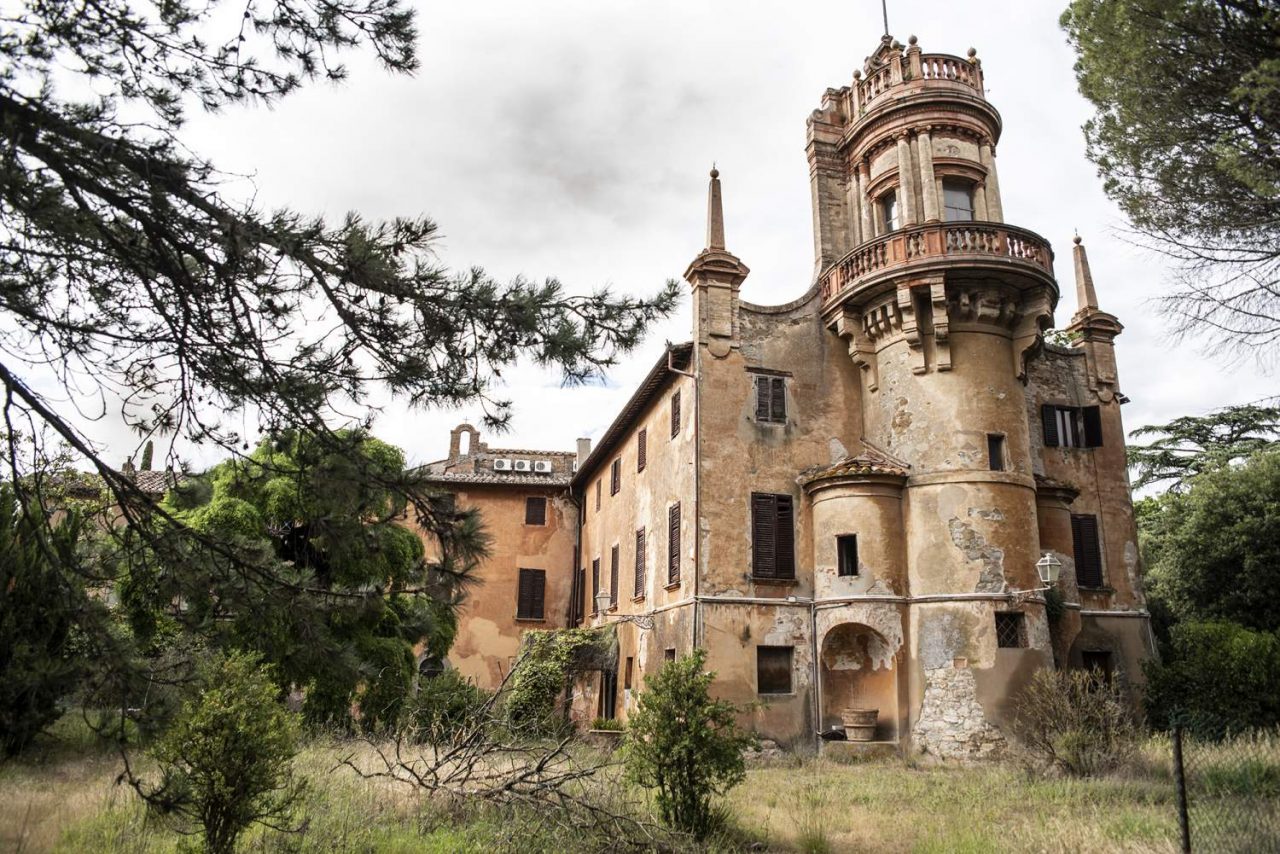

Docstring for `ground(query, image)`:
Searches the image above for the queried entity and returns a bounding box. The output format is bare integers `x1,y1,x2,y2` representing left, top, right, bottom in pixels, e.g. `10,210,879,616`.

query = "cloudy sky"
90,0,1277,469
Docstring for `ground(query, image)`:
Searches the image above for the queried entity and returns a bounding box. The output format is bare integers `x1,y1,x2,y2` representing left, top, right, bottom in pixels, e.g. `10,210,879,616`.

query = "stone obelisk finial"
707,166,725,250
1072,233,1100,312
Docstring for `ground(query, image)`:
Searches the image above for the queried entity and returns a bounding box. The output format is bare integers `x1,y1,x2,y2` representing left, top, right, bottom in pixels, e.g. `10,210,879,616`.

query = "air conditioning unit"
492,459,513,471
513,459,532,472
533,460,553,474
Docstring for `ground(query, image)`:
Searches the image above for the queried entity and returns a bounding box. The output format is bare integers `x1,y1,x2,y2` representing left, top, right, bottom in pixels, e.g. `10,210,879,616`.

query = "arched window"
880,191,900,232
943,179,975,222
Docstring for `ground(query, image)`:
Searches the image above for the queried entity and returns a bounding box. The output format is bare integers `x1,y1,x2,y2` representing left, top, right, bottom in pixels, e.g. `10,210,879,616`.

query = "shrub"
589,716,623,731
1144,620,1280,736
1013,667,1139,776
504,628,613,736
137,651,305,854
622,648,756,839
409,668,490,744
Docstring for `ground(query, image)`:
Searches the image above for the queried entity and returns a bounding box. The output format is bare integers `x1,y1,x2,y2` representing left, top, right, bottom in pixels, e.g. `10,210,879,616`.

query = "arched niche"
820,622,901,741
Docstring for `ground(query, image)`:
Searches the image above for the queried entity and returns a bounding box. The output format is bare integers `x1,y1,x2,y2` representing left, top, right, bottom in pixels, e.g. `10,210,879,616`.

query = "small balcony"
819,222,1056,309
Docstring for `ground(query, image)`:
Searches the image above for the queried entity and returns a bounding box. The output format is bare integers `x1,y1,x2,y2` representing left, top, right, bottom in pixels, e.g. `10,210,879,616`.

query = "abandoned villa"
419,34,1153,759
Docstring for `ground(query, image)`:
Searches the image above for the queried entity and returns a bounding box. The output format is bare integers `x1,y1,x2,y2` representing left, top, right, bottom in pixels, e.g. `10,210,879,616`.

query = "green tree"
1061,1,1280,356
1128,400,1280,491
118,429,467,730
622,649,756,840
1,0,675,729
0,484,97,755
1140,449,1280,633
133,651,305,854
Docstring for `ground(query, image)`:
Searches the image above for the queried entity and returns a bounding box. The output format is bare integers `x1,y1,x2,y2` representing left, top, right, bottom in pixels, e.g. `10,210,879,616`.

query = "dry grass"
4,718,1277,853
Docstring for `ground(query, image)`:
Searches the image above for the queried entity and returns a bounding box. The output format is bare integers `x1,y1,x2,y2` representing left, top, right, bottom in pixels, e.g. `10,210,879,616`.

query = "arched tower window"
943,179,975,222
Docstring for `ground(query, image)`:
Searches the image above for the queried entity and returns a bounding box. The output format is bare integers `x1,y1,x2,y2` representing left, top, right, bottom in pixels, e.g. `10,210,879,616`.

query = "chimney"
576,437,592,466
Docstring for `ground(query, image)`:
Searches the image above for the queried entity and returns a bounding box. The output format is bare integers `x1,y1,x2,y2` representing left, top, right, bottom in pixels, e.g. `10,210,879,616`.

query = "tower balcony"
819,221,1057,312
854,48,987,117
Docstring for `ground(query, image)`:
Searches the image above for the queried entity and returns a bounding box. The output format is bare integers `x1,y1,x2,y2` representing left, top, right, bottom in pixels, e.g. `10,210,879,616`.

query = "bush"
622,648,756,839
503,628,613,736
1144,620,1280,736
137,651,305,853
409,668,490,744
589,716,623,731
1013,667,1139,776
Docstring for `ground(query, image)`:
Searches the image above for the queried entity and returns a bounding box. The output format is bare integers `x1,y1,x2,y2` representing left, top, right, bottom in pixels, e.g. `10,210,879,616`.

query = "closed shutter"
1042,404,1060,447
776,495,795,579
610,545,619,607
531,570,545,619
770,377,786,422
524,496,546,525
671,390,681,438
668,502,681,583
755,376,771,421
1082,406,1104,448
637,429,647,472
635,527,646,598
517,568,545,619
592,558,600,611
517,569,532,618
611,459,620,495
1072,514,1104,587
751,493,777,578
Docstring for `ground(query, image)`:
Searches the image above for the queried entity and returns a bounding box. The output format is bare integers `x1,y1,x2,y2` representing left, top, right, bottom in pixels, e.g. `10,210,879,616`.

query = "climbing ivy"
504,626,615,736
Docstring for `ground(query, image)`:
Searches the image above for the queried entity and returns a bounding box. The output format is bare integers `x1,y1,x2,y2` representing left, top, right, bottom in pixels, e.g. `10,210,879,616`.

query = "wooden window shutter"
517,568,545,619
751,493,777,578
517,569,531,618
1042,404,1060,447
755,376,771,421
637,428,647,472
610,545,619,607
591,558,600,611
611,458,621,495
635,527,646,598
668,502,681,583
595,479,601,511
770,377,786,422
531,570,545,619
776,494,795,579
1072,514,1104,587
525,496,546,525
671,390,681,438
1082,406,1104,448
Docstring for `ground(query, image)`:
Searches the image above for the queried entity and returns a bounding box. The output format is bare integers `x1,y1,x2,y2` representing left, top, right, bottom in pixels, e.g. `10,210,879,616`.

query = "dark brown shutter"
1082,406,1104,448
1042,404,1060,447
755,376,770,421
595,479,601,511
591,558,600,610
611,458,620,495
517,568,544,619
1072,514,1104,587
776,494,795,579
610,545,619,607
770,377,786,422
751,493,777,578
531,570,545,619
668,502,681,583
525,496,546,525
635,527,646,598
671,390,681,438
637,428,647,472
577,568,586,622
517,569,531,618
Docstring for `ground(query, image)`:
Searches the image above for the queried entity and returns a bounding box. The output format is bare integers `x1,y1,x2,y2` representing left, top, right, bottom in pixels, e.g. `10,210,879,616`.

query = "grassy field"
3,717,1275,853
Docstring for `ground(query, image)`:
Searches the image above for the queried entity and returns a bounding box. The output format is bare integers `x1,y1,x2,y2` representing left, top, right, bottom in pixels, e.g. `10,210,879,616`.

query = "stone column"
979,142,1003,222
859,159,874,238
918,127,940,222
974,181,989,220
897,133,918,226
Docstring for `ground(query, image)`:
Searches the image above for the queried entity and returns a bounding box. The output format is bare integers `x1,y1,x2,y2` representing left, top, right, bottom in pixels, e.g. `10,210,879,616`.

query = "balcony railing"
819,222,1054,305
854,50,985,115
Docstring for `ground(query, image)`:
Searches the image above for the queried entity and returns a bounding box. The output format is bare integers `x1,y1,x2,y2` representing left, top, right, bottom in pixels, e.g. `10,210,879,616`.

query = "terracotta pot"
841,708,878,741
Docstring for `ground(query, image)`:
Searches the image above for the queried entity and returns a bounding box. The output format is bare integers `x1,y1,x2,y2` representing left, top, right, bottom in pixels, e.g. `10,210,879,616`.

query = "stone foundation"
912,667,1006,760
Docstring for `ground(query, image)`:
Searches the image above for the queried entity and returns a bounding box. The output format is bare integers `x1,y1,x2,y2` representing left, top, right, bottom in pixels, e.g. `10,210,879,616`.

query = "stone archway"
820,622,900,741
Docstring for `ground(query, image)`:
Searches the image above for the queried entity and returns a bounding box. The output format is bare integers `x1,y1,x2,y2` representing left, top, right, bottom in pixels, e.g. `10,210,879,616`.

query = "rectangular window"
591,558,600,613
943,178,975,222
610,458,621,496
751,492,796,580
598,670,617,721
637,428,647,472
595,479,601,512
524,496,547,526
610,544,620,608
1042,404,1103,449
754,375,787,424
624,656,634,691
995,612,1025,648
881,192,900,232
670,390,681,438
837,534,859,577
987,434,1005,472
516,568,546,620
668,502,681,584
664,648,676,663
634,527,646,598
1071,514,1104,587
757,646,793,694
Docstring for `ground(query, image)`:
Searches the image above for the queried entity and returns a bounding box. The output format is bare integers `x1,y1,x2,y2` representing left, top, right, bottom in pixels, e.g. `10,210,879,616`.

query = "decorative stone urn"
841,708,878,742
